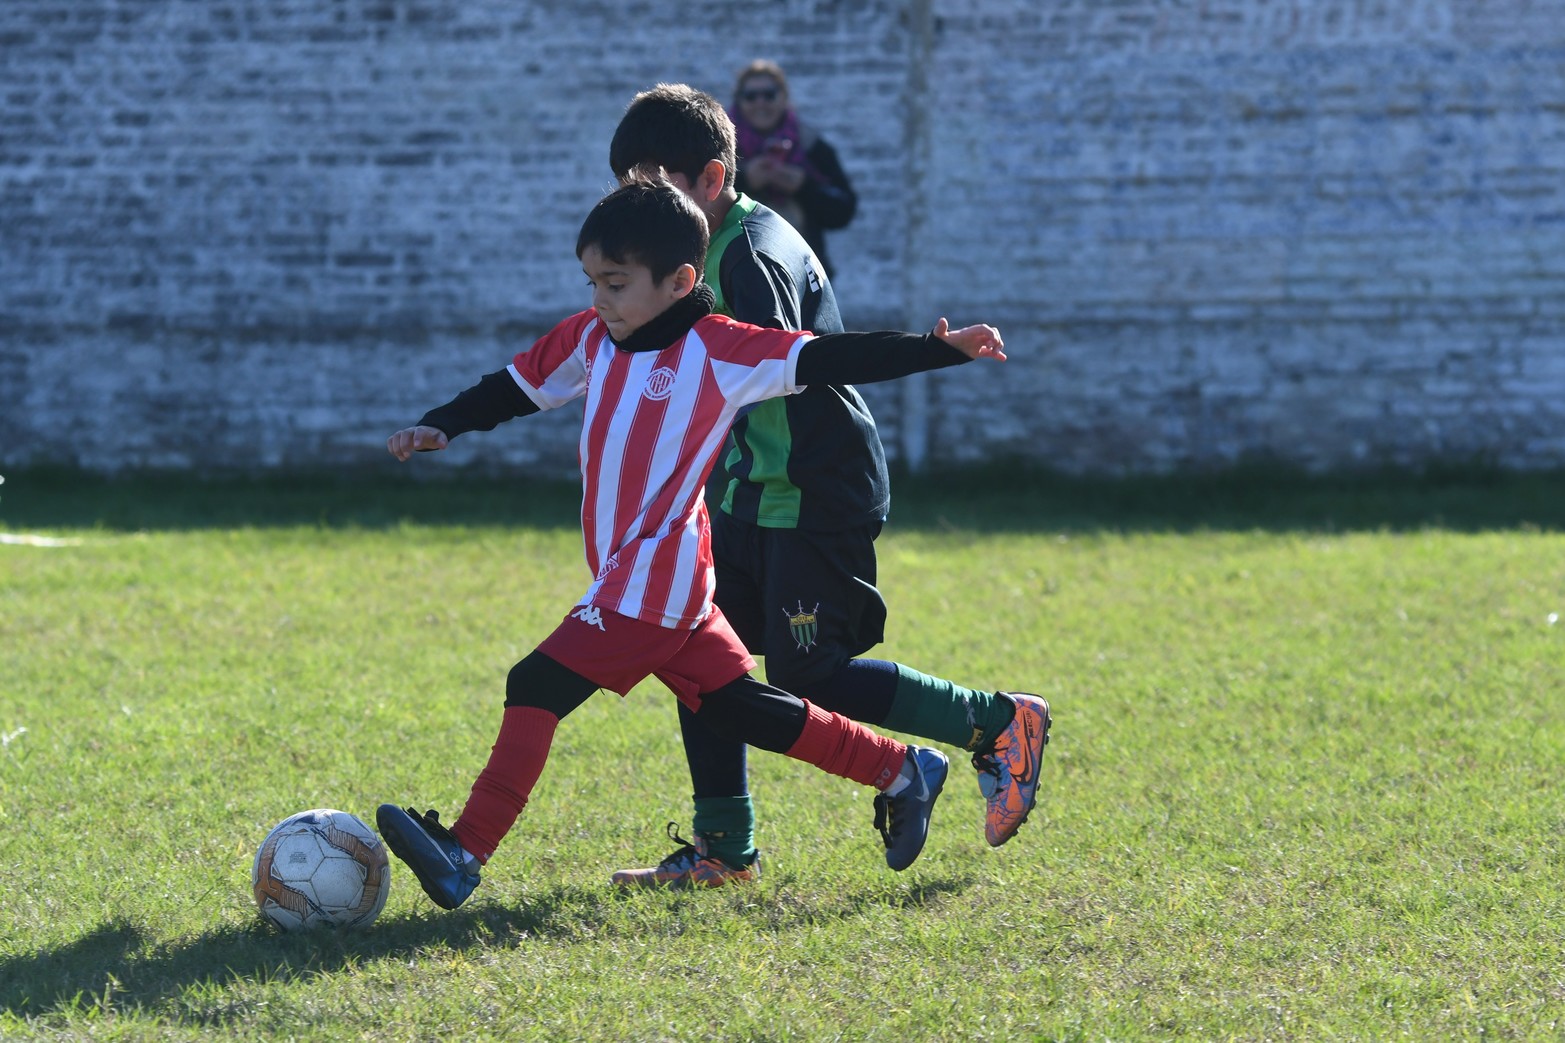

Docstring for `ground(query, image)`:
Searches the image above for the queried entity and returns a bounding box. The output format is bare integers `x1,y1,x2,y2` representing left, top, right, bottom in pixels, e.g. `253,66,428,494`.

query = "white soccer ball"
252,808,390,931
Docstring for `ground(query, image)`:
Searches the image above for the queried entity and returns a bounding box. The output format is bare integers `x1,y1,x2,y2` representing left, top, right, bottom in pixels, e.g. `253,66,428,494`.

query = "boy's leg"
798,659,1051,847
755,525,1049,847
753,524,1005,750
654,514,885,875
688,673,949,872
675,701,755,866
665,510,765,870
655,613,949,872
613,698,758,892
645,518,1045,885
448,652,599,858
783,657,1010,751
379,649,597,909
691,674,902,787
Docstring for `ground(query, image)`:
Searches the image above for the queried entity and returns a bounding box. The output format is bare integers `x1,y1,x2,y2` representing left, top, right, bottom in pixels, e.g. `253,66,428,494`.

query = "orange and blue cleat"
611,822,761,889
971,693,1051,846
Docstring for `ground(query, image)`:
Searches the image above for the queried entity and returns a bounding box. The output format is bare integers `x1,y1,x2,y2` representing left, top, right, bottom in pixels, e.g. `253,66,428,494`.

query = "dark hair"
734,59,790,103
575,176,709,284
608,83,737,192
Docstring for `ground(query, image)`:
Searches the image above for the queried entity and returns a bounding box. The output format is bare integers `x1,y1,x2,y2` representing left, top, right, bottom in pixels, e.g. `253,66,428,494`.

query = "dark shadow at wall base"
3,460,1564,535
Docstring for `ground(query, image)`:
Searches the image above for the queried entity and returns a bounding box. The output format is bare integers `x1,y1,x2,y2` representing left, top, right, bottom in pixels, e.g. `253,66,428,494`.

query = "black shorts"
710,510,887,689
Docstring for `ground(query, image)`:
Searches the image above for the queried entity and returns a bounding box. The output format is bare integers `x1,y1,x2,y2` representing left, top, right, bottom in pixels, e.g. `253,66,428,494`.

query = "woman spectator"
728,60,858,277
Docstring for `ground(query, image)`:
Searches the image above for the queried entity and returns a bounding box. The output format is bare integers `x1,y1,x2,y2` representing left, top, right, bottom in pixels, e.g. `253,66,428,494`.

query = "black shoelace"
412,807,462,844
971,751,1003,781
872,793,899,848
655,821,701,867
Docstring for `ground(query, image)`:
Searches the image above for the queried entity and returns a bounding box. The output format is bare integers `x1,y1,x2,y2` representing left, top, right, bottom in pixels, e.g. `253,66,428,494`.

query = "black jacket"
736,131,857,278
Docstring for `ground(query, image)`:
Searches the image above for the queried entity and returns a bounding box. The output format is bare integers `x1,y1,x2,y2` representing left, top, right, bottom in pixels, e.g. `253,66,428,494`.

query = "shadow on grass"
0,878,969,1022
3,462,1565,535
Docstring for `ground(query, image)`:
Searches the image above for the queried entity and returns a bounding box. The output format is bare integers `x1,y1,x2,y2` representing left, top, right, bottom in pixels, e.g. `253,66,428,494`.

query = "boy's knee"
695,676,807,753
505,652,597,717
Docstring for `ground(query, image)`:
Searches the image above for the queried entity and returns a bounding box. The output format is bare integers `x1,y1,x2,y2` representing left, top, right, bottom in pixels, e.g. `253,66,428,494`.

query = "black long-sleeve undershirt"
417,368,538,438
795,330,971,386
415,330,972,440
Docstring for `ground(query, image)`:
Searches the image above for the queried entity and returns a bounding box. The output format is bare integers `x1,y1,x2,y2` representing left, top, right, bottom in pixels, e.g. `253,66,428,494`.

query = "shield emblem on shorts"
784,601,819,652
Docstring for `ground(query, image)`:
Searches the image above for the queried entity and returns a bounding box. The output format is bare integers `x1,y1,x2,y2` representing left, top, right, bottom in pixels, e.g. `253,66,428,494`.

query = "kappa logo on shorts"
783,601,820,652
572,605,607,632
642,366,677,401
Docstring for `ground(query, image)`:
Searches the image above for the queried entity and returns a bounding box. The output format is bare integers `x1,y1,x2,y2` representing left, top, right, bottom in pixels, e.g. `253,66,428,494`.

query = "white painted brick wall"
4,0,1564,474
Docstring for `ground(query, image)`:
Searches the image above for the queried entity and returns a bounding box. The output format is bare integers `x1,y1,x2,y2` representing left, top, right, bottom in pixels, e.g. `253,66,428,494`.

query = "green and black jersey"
707,194,890,531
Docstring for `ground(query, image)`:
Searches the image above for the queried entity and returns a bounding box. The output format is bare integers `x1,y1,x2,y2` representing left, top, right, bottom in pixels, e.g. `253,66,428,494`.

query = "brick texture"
4,0,1564,474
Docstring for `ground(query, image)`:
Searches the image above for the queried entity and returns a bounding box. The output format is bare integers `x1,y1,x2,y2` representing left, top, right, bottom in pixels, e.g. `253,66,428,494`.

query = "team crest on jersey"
783,601,820,652
595,553,620,581
643,366,677,401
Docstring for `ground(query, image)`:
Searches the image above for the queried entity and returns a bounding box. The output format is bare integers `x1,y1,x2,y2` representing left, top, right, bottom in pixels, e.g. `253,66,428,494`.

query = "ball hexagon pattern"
252,808,390,931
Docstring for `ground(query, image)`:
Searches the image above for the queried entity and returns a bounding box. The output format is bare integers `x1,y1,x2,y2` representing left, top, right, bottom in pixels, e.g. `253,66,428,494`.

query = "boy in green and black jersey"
605,84,1052,886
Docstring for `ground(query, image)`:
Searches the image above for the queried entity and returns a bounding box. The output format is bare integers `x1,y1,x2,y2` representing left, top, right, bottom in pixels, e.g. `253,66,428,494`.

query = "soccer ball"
252,808,390,931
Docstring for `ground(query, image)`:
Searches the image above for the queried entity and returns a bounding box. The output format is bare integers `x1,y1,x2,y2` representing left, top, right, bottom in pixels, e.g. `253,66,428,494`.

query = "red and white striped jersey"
509,309,810,629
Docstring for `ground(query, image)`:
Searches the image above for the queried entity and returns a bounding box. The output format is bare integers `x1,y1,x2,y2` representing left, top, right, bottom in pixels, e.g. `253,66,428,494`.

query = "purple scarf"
727,105,824,194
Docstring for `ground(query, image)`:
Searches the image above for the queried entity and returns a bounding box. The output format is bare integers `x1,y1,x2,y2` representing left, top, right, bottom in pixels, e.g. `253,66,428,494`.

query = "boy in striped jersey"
375,177,1006,910
606,84,1050,888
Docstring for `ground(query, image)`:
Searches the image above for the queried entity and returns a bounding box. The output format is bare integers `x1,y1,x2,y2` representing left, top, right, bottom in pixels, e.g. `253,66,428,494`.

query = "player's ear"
668,263,698,298
696,159,726,202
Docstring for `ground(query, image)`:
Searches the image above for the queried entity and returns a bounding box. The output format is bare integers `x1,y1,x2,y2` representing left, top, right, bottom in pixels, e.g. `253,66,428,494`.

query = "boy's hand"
933,318,1006,362
387,425,449,461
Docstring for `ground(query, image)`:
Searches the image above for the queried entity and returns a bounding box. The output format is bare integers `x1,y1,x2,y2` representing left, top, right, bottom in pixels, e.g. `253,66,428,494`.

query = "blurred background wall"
4,0,1564,475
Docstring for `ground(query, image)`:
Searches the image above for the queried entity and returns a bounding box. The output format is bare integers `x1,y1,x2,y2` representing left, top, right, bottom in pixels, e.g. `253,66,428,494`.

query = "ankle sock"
692,795,756,867
881,751,915,796
880,663,1013,750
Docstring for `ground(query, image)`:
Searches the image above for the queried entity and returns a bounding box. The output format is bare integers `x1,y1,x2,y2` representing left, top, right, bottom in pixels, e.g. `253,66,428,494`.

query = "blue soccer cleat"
873,745,949,871
376,804,481,910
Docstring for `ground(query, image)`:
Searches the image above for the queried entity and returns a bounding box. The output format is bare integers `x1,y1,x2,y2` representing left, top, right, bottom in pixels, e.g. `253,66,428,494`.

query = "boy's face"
581,245,684,340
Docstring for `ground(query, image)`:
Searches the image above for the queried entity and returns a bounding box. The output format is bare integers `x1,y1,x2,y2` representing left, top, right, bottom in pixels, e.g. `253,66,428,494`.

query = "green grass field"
2,467,1563,1041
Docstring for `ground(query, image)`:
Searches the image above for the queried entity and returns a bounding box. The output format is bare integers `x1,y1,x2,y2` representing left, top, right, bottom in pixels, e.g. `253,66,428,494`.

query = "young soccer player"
603,84,1050,888
376,177,1007,909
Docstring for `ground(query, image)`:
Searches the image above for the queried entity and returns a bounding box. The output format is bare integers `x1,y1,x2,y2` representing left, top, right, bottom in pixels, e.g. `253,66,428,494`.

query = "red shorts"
537,604,756,707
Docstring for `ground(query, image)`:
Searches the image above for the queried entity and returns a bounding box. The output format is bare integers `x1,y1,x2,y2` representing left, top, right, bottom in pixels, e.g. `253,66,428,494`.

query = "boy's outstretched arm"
793,320,1005,387
387,368,541,461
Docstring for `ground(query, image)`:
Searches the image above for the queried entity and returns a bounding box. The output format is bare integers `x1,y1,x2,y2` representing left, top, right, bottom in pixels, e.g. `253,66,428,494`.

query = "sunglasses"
740,87,780,103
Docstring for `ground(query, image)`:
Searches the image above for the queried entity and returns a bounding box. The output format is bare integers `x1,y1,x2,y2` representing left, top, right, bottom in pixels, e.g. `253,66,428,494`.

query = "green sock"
881,663,1014,751
691,795,756,867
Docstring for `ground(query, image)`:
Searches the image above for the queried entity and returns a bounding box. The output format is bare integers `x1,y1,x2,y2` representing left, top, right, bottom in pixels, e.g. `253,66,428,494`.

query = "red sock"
784,701,906,790
451,706,559,862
